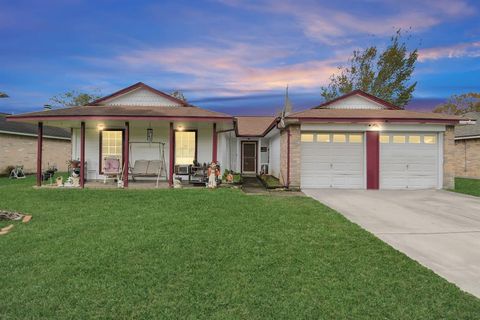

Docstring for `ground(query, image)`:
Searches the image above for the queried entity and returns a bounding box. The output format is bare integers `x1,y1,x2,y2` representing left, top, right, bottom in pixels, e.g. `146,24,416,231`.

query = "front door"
242,141,257,174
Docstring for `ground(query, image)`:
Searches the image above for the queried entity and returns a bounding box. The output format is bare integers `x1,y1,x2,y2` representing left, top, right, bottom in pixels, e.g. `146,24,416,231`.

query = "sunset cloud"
419,41,480,61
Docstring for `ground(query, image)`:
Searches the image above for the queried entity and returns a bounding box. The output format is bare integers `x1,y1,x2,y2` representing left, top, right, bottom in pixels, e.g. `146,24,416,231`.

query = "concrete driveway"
303,189,480,298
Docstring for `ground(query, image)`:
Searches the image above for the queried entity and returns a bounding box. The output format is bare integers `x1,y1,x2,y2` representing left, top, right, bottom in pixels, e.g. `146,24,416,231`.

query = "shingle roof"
235,116,277,136
0,113,70,139
455,112,480,138
6,104,232,120
287,108,464,123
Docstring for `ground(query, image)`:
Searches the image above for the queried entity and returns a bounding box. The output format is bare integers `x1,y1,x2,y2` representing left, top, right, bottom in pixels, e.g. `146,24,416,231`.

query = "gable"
101,88,183,107
322,94,386,110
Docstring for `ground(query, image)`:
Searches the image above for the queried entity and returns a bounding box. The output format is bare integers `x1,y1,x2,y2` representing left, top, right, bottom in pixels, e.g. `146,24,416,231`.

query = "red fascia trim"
90,82,189,107
366,131,380,189
36,122,43,187
295,117,460,124
313,90,402,110
6,115,233,122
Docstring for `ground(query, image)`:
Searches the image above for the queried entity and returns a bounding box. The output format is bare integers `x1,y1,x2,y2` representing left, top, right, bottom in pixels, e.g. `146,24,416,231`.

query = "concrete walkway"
303,189,480,298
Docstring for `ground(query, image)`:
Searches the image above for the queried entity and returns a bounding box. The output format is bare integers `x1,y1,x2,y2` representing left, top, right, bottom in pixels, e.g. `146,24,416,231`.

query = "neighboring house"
0,112,71,174
7,83,463,189
455,112,480,179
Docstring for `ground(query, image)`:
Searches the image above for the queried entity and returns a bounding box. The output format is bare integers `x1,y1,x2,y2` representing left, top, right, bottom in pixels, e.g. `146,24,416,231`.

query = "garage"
300,132,364,188
380,132,440,189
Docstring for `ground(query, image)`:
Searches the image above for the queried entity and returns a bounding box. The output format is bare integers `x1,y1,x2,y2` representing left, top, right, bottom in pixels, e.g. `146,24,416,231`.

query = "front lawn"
453,177,480,197
1,176,479,319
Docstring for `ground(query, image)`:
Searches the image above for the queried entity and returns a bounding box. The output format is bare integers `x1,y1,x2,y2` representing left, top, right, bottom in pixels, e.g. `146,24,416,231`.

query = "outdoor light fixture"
97,124,105,131
147,128,153,142
177,125,184,131
369,123,381,131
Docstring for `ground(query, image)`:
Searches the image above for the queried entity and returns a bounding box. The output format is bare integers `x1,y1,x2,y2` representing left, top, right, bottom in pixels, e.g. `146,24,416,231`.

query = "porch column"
169,122,174,187
212,123,217,162
123,122,129,188
80,121,85,188
36,122,43,187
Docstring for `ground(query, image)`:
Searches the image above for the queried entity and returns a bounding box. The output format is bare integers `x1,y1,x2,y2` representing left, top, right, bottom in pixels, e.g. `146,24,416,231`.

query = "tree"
50,89,102,108
321,30,418,107
0,92,8,98
433,93,480,115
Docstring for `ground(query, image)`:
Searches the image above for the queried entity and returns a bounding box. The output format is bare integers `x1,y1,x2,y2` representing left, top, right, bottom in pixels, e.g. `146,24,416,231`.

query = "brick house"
0,113,71,174
7,83,464,189
455,112,480,179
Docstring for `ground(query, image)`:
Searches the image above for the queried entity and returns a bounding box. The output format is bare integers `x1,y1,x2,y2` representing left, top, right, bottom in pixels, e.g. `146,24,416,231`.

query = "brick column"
443,126,455,189
280,124,301,188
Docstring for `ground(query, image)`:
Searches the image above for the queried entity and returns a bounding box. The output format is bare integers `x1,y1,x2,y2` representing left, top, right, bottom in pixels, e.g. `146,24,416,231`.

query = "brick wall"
443,126,456,189
0,133,71,174
455,138,480,179
279,124,301,188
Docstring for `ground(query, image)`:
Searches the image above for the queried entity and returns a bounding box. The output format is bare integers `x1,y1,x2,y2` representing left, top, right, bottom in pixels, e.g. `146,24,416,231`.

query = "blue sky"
0,0,479,115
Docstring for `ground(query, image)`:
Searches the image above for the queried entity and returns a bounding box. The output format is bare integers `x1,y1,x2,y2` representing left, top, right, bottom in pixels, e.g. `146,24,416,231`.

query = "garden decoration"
207,162,220,188
0,210,32,223
9,165,26,179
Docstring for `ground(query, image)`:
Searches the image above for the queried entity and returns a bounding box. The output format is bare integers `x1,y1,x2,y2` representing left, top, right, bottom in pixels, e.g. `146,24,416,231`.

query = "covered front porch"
34,119,234,188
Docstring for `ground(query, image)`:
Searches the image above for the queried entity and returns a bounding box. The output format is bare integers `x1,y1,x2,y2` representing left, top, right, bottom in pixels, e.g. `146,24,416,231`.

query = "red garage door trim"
366,131,379,189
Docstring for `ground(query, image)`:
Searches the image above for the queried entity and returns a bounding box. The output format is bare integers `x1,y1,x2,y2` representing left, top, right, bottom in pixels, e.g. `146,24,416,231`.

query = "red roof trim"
90,82,189,106
313,90,403,110
6,115,233,122
296,117,460,124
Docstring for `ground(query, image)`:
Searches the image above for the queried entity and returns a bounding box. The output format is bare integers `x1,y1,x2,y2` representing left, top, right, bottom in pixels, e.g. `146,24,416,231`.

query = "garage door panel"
301,132,364,189
380,132,439,189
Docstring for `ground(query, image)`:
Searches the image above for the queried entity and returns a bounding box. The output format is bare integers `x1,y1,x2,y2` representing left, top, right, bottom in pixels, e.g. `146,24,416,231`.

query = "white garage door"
380,133,439,189
301,132,364,188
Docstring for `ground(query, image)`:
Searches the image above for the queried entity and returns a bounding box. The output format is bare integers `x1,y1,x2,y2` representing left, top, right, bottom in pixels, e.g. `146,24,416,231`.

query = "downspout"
287,127,291,188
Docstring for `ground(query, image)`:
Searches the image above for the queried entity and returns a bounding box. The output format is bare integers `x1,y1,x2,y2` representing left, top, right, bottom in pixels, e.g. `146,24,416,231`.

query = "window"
316,134,330,143
380,135,390,143
100,130,123,172
408,135,421,144
424,135,437,144
332,134,346,143
175,131,196,165
349,134,363,143
392,135,406,143
301,133,314,142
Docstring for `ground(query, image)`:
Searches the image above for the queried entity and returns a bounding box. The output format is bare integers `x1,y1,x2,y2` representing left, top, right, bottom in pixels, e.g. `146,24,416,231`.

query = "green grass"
259,174,282,188
453,177,480,197
1,176,480,319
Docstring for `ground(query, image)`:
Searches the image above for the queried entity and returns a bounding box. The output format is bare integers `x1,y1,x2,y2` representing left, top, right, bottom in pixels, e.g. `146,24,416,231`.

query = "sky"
0,0,479,116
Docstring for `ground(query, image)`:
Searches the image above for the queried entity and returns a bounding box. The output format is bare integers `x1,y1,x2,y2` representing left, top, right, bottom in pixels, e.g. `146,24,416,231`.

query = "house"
0,112,71,174
6,83,464,189
455,112,480,179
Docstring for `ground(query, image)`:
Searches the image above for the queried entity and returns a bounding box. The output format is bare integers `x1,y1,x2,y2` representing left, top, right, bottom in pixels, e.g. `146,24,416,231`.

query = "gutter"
0,130,71,140
286,127,291,188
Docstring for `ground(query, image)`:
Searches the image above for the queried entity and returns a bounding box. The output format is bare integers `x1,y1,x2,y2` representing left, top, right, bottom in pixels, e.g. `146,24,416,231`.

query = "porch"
34,119,234,188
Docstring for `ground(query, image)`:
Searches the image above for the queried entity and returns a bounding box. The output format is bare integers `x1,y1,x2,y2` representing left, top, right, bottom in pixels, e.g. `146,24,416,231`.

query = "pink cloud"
419,42,480,61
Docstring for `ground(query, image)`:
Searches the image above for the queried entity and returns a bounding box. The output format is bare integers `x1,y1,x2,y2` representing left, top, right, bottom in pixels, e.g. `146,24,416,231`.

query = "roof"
455,112,480,139
287,108,464,124
0,113,70,139
7,104,233,121
314,90,402,110
90,82,189,106
235,116,277,136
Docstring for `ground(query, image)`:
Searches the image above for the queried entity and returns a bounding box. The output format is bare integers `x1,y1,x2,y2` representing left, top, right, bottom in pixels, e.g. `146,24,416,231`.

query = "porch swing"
128,141,167,187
